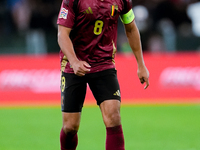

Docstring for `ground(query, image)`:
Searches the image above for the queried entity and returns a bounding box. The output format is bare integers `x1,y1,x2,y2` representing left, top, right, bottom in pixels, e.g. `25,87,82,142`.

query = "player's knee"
104,112,121,127
63,124,79,135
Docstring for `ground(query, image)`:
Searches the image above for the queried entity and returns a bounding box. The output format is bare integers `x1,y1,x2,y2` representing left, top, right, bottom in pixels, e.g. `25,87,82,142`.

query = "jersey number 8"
94,20,103,35
61,76,65,92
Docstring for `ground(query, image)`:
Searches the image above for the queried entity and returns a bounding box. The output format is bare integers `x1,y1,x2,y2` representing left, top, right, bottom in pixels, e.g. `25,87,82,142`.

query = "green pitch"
0,104,200,150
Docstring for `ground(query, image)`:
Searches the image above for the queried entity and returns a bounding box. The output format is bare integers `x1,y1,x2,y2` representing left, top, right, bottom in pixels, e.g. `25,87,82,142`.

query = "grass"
0,104,200,150
121,105,200,150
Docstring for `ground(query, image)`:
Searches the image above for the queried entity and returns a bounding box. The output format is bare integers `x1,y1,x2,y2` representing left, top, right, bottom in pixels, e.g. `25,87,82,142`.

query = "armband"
120,9,135,24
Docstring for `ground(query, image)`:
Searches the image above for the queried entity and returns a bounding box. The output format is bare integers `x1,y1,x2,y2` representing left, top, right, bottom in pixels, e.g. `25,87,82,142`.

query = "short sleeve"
121,0,132,15
57,0,75,28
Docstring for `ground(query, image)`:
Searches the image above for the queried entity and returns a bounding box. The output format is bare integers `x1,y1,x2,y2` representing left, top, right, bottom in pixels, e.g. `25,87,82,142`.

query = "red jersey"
57,0,132,73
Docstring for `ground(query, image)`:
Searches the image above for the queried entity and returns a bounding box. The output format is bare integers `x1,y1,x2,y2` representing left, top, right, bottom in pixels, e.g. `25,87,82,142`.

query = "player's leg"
99,100,121,127
100,100,125,150
60,72,87,150
88,69,125,150
60,112,80,150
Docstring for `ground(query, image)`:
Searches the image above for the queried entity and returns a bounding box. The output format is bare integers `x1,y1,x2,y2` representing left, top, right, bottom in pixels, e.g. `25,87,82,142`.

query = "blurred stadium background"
0,0,200,150
0,0,200,105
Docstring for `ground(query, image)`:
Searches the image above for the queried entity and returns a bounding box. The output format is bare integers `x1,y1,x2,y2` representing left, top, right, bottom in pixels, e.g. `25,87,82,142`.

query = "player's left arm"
124,20,149,89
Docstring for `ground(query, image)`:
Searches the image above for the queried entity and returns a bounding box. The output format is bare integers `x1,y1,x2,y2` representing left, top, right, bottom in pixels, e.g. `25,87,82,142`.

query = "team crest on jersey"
59,8,68,19
111,4,118,17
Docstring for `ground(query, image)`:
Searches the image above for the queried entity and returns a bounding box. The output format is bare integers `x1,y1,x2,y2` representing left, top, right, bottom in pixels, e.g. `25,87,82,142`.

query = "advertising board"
0,53,199,106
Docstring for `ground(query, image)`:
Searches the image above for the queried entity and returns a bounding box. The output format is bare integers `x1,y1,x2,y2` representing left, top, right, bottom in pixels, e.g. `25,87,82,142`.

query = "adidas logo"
83,7,93,14
113,90,121,97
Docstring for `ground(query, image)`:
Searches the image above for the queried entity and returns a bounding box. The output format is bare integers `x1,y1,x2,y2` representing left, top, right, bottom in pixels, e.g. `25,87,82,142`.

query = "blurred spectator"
187,1,200,37
5,0,61,33
2,0,61,54
27,0,62,54
152,0,192,30
0,0,200,54
28,0,60,31
150,0,192,51
9,0,31,33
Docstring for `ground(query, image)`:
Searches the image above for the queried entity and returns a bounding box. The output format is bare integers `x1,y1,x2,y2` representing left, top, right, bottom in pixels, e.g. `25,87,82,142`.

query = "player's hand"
137,65,149,89
71,60,91,76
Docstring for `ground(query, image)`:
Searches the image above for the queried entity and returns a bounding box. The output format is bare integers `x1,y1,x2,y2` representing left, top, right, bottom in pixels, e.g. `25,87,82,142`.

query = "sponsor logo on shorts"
113,90,121,97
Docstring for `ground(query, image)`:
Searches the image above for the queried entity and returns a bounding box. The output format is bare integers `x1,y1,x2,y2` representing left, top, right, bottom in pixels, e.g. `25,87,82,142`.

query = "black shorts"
60,68,121,112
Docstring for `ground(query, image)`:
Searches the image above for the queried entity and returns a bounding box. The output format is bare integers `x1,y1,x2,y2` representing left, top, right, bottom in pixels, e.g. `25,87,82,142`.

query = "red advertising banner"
0,53,200,106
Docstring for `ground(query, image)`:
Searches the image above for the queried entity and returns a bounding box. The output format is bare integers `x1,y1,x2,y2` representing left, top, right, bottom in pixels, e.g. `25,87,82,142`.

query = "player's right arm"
57,25,91,76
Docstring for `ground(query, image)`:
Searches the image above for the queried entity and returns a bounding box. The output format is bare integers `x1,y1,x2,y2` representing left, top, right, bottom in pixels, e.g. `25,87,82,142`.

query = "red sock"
106,125,125,150
60,128,78,150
